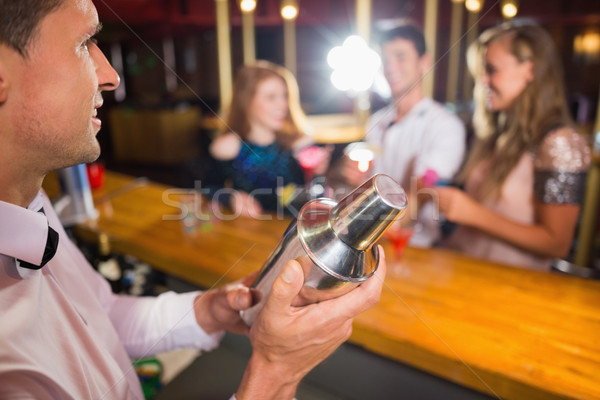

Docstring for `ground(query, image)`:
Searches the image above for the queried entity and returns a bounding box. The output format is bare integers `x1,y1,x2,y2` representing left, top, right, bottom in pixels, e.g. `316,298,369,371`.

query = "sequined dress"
446,127,591,271
213,141,304,212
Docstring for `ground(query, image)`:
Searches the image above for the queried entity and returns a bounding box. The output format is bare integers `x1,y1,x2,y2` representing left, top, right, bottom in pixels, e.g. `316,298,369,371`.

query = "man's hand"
236,246,387,400
193,273,257,335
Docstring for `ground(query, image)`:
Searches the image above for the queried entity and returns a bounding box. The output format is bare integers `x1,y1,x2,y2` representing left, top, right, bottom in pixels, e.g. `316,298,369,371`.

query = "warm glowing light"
502,4,517,18
357,160,371,173
465,0,482,12
281,5,298,20
574,31,600,62
240,0,256,13
501,0,518,18
347,148,375,163
346,143,375,173
327,35,381,92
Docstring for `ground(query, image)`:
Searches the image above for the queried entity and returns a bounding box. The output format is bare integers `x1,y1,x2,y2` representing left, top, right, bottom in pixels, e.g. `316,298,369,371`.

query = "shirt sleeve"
104,290,225,358
41,191,224,361
533,127,591,204
414,110,466,181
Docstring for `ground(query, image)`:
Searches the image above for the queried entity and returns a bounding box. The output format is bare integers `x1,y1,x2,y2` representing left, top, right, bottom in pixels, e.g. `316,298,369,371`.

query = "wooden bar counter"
74,172,600,400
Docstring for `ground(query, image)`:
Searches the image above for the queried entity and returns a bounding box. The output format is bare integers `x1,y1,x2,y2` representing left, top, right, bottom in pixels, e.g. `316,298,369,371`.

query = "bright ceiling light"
281,0,298,20
465,0,483,12
501,0,518,19
281,6,298,20
327,35,381,92
239,0,256,13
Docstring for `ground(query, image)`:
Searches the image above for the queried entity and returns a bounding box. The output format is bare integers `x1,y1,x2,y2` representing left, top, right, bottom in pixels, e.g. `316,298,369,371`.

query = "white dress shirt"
0,191,223,399
366,98,466,246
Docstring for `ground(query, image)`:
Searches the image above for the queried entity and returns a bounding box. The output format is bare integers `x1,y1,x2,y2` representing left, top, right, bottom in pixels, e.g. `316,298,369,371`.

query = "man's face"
381,38,427,99
6,0,119,173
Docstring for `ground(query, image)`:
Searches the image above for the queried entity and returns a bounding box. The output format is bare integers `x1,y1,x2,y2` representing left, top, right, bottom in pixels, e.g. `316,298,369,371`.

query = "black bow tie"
17,208,60,270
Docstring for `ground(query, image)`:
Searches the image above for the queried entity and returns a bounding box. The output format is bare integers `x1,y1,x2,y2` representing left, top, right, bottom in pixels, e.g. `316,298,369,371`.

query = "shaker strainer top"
297,174,407,282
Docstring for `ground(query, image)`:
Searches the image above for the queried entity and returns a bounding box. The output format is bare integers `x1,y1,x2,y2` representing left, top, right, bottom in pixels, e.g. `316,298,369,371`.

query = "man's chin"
84,139,102,162
64,143,101,170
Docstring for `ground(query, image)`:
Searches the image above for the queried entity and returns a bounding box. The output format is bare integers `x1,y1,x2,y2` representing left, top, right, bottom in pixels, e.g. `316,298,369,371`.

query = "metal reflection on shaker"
240,174,407,325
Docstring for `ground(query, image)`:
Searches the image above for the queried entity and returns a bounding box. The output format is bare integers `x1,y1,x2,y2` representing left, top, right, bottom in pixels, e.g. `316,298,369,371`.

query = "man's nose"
92,44,120,92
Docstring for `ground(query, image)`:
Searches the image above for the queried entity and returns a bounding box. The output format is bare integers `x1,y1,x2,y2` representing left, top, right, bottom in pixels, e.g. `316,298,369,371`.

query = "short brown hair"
378,22,426,57
0,0,64,57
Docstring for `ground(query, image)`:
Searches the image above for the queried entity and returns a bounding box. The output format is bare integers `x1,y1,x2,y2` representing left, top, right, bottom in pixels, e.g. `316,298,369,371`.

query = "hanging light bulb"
281,0,298,20
239,0,256,13
465,0,483,12
501,0,518,19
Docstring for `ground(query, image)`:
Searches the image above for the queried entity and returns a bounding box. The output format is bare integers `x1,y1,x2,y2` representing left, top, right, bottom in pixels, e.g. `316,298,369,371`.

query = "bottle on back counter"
95,233,122,293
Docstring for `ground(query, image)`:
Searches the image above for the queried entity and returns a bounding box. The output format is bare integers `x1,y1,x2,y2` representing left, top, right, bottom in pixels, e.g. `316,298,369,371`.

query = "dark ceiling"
91,0,600,118
94,0,600,32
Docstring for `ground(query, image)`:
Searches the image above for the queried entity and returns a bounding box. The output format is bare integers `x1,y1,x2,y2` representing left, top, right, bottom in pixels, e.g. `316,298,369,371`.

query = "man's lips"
92,107,102,127
92,100,103,125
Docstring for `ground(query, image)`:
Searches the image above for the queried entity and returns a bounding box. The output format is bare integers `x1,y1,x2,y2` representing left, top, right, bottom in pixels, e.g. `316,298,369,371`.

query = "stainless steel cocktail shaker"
240,174,407,325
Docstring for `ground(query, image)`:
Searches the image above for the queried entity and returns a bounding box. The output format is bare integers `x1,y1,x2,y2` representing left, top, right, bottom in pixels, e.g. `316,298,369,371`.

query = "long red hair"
219,60,309,150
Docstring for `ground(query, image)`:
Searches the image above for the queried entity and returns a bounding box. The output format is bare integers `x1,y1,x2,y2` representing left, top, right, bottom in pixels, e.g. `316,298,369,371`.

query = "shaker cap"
297,174,407,282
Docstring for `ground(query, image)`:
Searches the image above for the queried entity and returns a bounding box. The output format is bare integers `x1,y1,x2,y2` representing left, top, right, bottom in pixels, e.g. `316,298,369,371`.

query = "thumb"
263,260,304,315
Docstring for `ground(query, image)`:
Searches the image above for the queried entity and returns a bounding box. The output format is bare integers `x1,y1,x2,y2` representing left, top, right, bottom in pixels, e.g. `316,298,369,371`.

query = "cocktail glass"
297,145,327,198
383,221,414,269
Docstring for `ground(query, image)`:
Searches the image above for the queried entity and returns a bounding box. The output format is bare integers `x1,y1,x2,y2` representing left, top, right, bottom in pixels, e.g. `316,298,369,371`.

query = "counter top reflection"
74,172,600,400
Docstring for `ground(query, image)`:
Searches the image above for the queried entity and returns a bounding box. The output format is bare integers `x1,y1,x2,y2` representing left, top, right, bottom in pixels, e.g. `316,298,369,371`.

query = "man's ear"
419,53,432,74
0,53,9,104
0,43,18,104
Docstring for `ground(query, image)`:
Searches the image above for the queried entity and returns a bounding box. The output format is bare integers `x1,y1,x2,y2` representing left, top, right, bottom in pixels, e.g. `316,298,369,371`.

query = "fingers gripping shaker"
241,174,408,325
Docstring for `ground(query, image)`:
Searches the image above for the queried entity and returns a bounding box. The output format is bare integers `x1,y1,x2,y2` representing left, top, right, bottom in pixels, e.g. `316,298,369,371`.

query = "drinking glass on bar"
384,219,415,269
296,145,328,199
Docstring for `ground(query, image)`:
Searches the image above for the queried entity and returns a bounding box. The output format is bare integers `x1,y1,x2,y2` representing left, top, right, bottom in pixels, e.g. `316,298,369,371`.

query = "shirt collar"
0,191,49,266
410,97,432,117
378,97,432,129
395,97,432,122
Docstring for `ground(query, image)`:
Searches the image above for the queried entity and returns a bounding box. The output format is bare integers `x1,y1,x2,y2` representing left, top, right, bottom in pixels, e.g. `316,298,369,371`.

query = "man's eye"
82,38,98,50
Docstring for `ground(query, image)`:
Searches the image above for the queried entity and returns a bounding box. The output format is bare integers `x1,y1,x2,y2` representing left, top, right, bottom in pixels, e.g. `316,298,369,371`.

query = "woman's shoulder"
209,132,242,160
535,126,591,172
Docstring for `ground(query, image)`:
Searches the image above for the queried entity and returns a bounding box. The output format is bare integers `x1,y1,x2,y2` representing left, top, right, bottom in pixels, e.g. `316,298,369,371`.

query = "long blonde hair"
461,21,573,200
220,60,309,150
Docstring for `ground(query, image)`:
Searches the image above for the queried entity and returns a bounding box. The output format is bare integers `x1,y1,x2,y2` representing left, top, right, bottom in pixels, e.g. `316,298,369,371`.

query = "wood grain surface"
74,172,600,400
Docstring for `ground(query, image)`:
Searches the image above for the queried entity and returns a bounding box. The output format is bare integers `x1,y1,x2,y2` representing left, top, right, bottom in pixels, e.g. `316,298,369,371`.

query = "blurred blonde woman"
435,20,591,270
209,61,327,216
